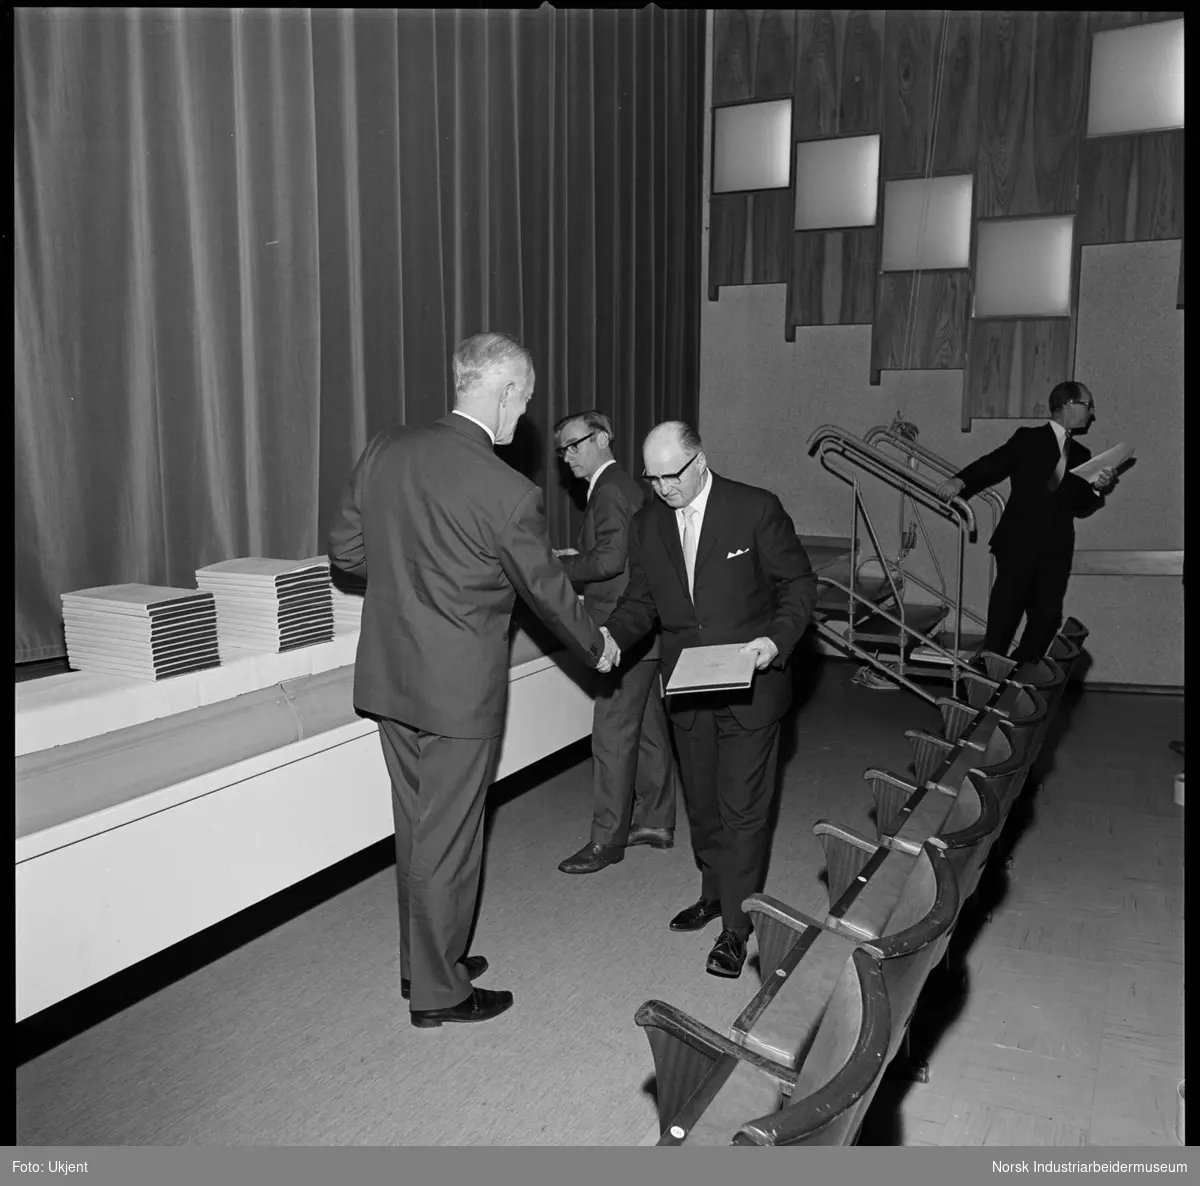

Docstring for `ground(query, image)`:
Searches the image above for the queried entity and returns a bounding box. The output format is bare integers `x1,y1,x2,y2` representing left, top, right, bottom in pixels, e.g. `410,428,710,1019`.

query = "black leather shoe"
706,929,748,978
669,898,722,932
410,987,514,1028
626,826,674,850
558,841,625,874
401,955,488,1001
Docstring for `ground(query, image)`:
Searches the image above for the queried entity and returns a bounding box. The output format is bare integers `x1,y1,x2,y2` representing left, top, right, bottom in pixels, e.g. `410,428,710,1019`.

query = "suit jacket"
603,472,819,729
328,413,605,738
955,423,1104,555
557,464,659,661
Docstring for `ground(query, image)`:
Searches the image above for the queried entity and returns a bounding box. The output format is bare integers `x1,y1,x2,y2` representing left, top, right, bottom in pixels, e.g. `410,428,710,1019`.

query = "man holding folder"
936,381,1119,664
601,422,818,978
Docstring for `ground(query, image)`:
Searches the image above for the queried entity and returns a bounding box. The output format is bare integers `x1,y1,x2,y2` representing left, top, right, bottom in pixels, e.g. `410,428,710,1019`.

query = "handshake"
597,626,621,674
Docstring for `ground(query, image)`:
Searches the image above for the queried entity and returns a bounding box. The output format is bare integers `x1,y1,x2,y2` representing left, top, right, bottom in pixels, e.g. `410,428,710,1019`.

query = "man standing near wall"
551,410,682,876
936,381,1117,664
601,422,818,979
328,332,618,1029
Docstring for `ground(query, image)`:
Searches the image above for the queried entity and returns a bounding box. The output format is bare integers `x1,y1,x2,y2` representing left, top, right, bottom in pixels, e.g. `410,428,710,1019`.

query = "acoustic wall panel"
794,135,879,230
880,175,973,272
713,100,793,193
1087,19,1184,137
974,217,1075,318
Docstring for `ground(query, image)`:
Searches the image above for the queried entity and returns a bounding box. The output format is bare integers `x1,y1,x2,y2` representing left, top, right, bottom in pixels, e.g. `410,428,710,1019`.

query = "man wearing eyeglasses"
600,422,818,979
550,411,683,877
936,380,1118,664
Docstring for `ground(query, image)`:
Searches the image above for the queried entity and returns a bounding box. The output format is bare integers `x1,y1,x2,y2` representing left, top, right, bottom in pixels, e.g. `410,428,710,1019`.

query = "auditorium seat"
634,950,891,1146
634,998,793,1146
816,824,944,943
731,951,891,1146
741,841,955,1070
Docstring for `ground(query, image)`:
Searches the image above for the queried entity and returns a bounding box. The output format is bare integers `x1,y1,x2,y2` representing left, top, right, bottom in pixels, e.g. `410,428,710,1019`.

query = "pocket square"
726,548,750,559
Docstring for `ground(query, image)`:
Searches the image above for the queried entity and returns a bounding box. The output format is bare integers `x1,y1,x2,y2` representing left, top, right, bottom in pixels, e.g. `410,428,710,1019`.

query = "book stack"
61,584,222,680
301,555,364,632
195,558,334,654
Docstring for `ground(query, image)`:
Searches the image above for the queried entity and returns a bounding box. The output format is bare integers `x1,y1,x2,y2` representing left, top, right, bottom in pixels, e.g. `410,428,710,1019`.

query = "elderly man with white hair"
329,331,617,1028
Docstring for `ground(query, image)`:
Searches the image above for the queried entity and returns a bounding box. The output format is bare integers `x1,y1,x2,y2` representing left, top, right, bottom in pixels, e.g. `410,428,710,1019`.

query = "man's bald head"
642,421,707,509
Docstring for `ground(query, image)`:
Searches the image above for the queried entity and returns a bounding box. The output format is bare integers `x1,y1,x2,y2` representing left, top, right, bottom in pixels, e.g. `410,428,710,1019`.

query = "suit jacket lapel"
692,474,728,581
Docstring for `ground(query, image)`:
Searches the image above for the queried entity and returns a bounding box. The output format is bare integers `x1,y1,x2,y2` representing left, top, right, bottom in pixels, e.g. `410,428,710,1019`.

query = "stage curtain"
14,7,704,662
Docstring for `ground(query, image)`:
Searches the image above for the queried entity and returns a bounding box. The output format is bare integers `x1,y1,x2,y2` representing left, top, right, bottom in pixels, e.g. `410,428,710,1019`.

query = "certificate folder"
665,643,757,696
1070,443,1134,482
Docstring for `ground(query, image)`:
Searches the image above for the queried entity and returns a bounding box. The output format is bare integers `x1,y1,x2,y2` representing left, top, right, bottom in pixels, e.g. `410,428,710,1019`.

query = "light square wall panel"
794,135,880,230
1087,19,1184,137
974,216,1074,318
713,99,793,193
880,175,973,272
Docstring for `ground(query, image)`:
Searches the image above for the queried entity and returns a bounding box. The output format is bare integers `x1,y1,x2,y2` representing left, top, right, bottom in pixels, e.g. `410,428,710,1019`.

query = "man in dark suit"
550,410,682,875
601,422,818,978
936,381,1117,664
328,332,618,1029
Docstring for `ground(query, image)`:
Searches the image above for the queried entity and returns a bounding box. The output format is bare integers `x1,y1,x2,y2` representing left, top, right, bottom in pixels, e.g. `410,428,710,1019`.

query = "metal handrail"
812,433,978,537
863,425,1007,527
807,424,978,536
862,424,1001,612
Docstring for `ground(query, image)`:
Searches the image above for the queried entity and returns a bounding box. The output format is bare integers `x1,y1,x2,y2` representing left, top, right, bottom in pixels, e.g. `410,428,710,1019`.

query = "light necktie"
681,505,698,597
1048,434,1068,492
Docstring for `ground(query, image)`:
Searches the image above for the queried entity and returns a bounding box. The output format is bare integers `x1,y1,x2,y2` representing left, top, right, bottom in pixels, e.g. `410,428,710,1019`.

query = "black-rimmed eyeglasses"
555,431,598,459
642,452,699,486
1066,399,1096,413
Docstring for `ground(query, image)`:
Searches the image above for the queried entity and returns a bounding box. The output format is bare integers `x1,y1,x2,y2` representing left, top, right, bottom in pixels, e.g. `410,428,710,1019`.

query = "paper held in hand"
1070,443,1133,483
665,643,758,696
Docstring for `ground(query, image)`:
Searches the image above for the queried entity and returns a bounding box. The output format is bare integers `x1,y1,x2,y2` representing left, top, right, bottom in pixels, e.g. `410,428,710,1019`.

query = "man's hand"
1091,467,1116,491
598,626,621,673
936,477,965,502
740,637,779,671
553,547,579,558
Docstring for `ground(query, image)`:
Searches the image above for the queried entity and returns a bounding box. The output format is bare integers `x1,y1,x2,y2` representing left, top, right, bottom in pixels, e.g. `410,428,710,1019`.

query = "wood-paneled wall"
708,10,1184,429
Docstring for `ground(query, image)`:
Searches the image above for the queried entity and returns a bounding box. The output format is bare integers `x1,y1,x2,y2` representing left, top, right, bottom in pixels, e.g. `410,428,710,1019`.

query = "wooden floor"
863,680,1185,1147
14,659,1185,1146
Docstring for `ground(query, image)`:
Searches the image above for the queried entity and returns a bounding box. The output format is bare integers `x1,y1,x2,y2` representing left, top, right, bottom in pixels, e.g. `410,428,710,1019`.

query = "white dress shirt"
1049,419,1069,452
676,470,713,548
587,458,617,502
451,409,496,445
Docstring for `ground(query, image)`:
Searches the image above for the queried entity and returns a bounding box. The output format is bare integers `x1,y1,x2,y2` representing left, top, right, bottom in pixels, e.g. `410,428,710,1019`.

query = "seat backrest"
866,843,960,1059
814,820,881,906
732,950,891,1146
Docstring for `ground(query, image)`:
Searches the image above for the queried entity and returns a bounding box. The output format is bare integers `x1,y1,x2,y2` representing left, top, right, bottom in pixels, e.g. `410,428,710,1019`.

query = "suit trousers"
590,656,679,847
984,542,1074,663
376,717,502,1011
670,706,781,933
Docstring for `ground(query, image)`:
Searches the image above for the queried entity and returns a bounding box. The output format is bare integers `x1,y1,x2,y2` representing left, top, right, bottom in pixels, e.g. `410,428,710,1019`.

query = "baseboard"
1081,681,1184,696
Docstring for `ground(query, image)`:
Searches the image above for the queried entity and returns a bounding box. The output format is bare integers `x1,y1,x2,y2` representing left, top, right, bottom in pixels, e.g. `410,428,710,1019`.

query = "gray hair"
452,332,533,394
554,409,614,442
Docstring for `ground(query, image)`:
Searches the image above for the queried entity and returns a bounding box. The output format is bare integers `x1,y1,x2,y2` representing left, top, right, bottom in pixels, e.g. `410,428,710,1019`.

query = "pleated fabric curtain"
14,7,704,663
